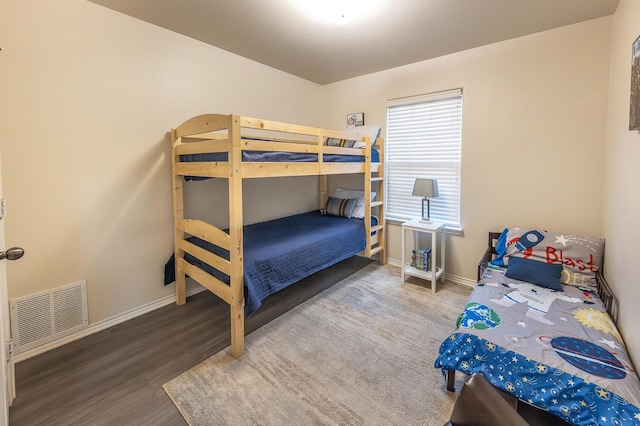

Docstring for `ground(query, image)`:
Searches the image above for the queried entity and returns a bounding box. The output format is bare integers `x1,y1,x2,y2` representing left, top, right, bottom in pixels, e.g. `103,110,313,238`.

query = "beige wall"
2,0,636,371
604,0,640,369
323,18,612,283
0,0,324,324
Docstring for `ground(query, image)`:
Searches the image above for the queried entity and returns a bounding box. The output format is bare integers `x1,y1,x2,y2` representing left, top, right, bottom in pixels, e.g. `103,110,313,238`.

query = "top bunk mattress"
181,149,380,180
180,148,380,164
164,210,370,315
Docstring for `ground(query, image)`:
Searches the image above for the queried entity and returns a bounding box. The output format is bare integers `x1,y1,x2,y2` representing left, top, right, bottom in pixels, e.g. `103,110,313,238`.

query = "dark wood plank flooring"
9,256,373,426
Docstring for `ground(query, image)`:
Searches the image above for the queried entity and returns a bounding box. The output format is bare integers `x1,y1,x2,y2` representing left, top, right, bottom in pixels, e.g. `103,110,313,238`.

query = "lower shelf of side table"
403,265,444,282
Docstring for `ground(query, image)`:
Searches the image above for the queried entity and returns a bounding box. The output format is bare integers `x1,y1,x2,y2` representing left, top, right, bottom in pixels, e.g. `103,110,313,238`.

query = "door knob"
0,247,24,261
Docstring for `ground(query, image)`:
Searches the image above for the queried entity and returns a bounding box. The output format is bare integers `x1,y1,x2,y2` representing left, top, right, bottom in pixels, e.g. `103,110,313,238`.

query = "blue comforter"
164,211,369,315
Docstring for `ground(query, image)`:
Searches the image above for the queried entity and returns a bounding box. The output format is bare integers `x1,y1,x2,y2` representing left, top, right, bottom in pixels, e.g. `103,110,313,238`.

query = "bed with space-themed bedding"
434,227,640,425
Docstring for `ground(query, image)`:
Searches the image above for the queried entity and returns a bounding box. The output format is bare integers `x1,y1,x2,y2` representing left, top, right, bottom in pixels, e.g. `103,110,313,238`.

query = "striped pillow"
324,197,358,218
333,188,377,219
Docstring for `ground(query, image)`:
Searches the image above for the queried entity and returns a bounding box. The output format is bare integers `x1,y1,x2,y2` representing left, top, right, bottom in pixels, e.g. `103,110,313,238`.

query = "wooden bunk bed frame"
170,114,386,358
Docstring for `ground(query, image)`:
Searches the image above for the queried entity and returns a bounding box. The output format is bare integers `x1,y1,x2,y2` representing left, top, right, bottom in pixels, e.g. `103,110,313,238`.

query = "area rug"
163,264,470,425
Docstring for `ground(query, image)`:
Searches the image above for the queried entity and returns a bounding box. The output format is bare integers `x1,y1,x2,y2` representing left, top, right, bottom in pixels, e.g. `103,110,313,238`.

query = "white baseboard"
13,286,206,363
445,273,476,288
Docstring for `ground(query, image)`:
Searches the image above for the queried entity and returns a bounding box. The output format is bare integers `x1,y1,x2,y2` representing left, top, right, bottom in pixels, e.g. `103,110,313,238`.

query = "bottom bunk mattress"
434,267,640,425
165,210,370,316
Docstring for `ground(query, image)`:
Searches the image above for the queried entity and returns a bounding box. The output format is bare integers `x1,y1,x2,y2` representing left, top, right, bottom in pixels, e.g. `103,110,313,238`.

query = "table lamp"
412,178,439,223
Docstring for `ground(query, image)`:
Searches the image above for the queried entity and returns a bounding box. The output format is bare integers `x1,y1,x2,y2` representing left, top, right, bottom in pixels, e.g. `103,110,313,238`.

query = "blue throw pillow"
324,197,358,219
504,257,563,291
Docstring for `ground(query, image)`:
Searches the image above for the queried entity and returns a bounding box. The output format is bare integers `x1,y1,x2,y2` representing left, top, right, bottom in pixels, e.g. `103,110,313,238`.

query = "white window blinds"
386,89,463,228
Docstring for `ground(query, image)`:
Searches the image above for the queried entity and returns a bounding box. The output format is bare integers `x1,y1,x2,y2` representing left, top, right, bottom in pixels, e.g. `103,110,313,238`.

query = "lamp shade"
412,178,439,198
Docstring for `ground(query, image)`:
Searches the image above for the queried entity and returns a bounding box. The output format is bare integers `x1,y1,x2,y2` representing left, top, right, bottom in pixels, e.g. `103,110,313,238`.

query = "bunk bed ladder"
365,137,386,264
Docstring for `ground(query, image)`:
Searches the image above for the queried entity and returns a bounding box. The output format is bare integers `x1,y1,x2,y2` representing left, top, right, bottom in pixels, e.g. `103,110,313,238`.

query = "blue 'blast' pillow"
504,257,563,291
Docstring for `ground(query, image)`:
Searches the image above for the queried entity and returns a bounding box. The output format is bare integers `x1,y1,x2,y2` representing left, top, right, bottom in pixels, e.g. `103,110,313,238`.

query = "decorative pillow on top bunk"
325,125,381,148
491,227,604,287
345,125,380,148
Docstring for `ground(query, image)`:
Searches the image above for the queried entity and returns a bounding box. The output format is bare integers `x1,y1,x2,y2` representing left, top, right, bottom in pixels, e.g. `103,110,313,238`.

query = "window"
385,89,463,229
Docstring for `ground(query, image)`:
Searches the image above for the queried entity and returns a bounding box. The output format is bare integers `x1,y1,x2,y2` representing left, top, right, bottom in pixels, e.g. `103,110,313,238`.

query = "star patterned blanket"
434,267,640,425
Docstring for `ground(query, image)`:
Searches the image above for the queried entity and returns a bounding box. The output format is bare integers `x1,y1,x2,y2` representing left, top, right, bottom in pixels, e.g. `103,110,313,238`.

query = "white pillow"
332,188,377,219
343,125,381,148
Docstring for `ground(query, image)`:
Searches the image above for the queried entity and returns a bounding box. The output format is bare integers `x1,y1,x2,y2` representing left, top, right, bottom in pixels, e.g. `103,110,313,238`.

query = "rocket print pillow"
501,227,604,287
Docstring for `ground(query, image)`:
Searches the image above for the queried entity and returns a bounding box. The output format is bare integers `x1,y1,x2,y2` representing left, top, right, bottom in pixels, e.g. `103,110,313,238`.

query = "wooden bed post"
318,132,326,209
320,176,328,210
228,115,245,358
171,128,187,305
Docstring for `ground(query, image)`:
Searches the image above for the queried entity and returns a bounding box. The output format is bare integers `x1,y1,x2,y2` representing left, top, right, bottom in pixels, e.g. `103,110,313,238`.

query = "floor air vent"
10,281,88,354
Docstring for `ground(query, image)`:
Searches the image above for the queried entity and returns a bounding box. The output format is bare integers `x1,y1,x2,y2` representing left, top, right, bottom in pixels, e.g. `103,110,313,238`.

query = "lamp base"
420,199,433,224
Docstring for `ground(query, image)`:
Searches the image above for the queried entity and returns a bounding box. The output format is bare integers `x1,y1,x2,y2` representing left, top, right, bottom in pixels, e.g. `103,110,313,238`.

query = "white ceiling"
88,0,620,85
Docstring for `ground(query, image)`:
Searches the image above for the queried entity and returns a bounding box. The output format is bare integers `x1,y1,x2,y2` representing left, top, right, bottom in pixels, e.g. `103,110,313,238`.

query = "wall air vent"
10,281,88,354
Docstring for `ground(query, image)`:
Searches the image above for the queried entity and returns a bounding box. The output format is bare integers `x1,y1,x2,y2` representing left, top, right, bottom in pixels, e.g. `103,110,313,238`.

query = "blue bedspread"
164,211,369,315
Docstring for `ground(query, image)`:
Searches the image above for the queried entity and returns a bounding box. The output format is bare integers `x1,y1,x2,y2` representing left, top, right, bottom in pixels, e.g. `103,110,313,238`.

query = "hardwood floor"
9,256,373,426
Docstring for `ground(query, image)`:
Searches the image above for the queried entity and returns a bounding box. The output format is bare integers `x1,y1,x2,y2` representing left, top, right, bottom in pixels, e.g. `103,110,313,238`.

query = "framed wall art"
630,35,640,131
347,113,364,128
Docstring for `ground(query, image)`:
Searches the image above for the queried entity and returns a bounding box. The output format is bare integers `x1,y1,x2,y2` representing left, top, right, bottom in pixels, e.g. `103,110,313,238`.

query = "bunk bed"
435,229,640,425
167,114,386,358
